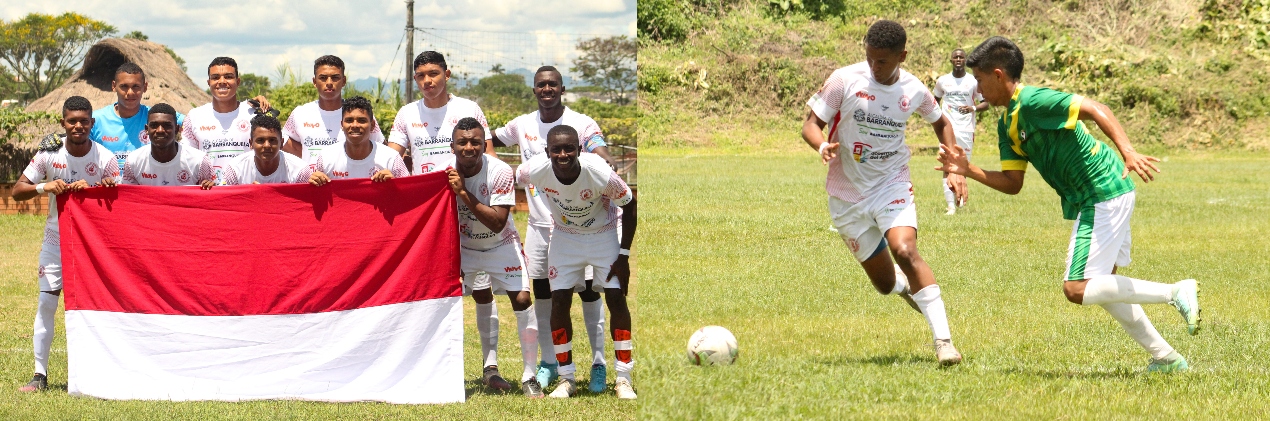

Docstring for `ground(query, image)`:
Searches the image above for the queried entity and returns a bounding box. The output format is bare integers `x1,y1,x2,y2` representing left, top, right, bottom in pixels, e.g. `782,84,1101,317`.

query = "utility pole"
405,0,414,102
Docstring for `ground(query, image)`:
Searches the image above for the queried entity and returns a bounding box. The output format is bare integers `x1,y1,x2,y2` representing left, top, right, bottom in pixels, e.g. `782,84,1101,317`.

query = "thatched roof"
25,38,210,115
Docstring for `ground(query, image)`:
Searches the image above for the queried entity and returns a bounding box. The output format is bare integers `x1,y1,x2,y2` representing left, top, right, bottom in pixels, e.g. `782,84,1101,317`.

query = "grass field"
635,148,1270,419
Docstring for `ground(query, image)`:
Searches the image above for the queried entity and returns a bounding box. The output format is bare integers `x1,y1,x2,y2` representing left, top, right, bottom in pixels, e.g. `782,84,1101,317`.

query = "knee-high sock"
582,298,607,366
476,302,499,367
553,328,576,381
943,178,956,207
1100,303,1174,359
912,285,952,341
613,329,633,381
33,292,58,375
891,264,910,295
515,308,538,382
535,299,553,365
1081,274,1175,305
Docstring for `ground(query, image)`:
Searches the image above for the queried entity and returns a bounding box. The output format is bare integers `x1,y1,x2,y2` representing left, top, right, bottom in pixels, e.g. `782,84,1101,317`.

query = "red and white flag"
58,173,463,404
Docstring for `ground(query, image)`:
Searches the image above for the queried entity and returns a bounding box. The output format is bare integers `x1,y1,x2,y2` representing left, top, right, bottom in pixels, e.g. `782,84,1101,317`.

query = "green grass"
0,211,635,419
635,149,1270,419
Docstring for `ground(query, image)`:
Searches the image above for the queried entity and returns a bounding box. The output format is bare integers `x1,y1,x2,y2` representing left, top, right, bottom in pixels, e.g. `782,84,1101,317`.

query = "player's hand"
309,171,330,186
66,179,90,192
958,105,973,114
199,179,215,190
935,144,971,176
252,95,272,113
445,168,465,194
371,169,394,183
610,255,631,296
1120,149,1161,183
947,173,968,204
252,181,261,184
97,177,117,188
44,179,69,195
819,142,839,165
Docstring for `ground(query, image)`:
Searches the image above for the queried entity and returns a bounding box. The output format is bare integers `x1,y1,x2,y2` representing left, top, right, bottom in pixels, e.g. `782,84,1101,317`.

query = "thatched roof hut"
25,38,209,115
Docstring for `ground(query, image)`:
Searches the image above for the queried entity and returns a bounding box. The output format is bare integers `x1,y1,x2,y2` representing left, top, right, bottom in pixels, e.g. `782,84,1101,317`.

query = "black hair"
314,55,345,74
149,103,176,116
966,36,1024,80
536,65,560,76
250,114,282,136
62,96,92,115
413,51,447,71
115,62,146,81
864,20,906,52
952,48,965,55
547,124,578,143
452,117,484,137
341,96,373,116
208,56,238,77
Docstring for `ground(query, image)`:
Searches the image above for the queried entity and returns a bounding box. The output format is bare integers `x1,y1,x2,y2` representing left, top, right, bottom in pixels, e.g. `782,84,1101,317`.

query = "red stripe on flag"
59,173,461,316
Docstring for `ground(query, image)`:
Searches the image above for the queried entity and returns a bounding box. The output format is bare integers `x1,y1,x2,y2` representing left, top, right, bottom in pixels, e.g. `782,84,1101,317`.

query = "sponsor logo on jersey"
503,266,521,273
332,170,349,177
580,189,593,201
141,172,158,179
888,198,906,206
101,136,119,142
411,122,428,128
52,162,67,169
177,170,191,183
855,91,876,101
85,162,98,176
419,163,434,173
199,125,218,132
525,134,538,142
859,112,904,129
303,122,321,128
542,187,559,195
899,94,911,112
852,142,871,162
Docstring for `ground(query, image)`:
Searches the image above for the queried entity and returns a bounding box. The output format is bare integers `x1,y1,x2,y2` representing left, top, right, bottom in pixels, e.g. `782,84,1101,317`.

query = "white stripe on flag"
66,297,464,404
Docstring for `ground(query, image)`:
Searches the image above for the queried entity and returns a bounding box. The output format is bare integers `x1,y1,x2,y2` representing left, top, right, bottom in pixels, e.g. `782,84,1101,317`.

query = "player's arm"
930,114,967,200
611,196,637,295
801,111,837,164
936,144,1025,195
11,175,71,201
445,168,509,232
1077,98,1160,182
282,137,303,157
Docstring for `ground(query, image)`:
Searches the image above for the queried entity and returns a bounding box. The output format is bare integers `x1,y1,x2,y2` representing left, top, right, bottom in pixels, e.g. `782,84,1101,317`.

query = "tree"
0,13,116,99
237,73,272,102
123,30,187,73
571,35,637,104
461,73,534,114
490,63,505,75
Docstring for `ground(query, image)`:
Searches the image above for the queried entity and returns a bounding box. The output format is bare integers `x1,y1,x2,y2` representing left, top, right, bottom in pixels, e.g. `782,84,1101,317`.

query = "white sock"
911,285,952,341
33,292,58,375
475,302,498,368
1081,274,1175,305
890,264,910,295
515,308,538,382
582,298,607,366
943,178,956,208
557,362,576,381
534,298,554,366
1100,303,1174,359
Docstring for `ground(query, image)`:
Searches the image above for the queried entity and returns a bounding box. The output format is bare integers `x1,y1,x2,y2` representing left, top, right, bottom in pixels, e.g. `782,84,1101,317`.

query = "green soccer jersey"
997,85,1135,220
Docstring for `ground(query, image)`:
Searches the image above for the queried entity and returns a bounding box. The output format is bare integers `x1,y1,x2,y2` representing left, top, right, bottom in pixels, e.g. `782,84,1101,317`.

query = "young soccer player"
222,115,312,185
386,51,490,174
938,36,1200,372
281,55,384,161
445,117,543,398
182,57,269,184
932,48,988,214
90,62,185,170
490,66,617,392
517,125,637,400
12,96,119,392
800,20,965,365
121,103,214,189
308,97,409,185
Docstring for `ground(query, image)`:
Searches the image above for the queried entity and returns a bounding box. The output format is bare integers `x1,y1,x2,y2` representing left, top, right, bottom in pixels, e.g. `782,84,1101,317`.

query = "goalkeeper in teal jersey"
936,36,1201,373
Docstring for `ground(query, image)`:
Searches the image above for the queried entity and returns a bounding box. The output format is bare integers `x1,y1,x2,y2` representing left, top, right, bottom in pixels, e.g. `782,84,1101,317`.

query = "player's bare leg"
604,287,635,399
864,227,960,366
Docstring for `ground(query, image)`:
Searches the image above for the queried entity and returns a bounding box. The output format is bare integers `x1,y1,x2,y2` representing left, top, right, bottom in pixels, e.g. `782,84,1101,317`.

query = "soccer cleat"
18,373,47,392
934,339,962,366
1170,279,1201,335
1147,353,1190,373
482,366,513,392
615,377,637,400
535,362,559,388
548,378,577,398
588,363,607,393
898,291,921,313
521,378,545,398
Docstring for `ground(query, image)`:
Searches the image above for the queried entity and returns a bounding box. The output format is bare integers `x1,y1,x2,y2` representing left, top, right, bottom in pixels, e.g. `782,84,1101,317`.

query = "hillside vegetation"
638,0,1270,152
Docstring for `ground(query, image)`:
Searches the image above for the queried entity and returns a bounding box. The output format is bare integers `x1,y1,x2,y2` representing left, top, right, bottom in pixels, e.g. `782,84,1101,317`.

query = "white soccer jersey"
311,141,410,180
439,155,520,251
121,143,214,186
386,95,489,174
932,73,983,136
282,100,385,162
220,150,312,185
807,62,943,203
21,142,119,248
516,153,632,235
496,107,607,228
181,101,255,184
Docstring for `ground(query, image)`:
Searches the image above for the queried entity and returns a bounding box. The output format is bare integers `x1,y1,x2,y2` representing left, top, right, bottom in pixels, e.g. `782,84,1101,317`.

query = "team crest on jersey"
480,183,488,197
548,266,558,279
898,95,911,112
237,120,250,132
85,162,98,176
177,170,191,183
847,238,860,253
449,118,459,125
580,189,593,200
38,266,45,277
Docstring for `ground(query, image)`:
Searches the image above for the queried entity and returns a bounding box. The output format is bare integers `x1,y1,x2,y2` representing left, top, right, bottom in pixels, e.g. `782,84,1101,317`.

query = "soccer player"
517,125,637,400
445,117,543,398
12,96,119,392
90,62,185,170
308,97,409,185
931,48,988,214
938,36,1200,372
121,103,214,189
182,57,267,184
386,51,490,174
799,20,965,365
490,65,617,392
281,55,384,161
222,115,312,185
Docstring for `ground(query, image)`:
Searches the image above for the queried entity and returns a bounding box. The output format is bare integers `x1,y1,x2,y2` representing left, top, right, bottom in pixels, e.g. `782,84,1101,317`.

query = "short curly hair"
62,96,92,115
966,36,1024,80
864,20,906,52
341,96,373,117
250,114,282,136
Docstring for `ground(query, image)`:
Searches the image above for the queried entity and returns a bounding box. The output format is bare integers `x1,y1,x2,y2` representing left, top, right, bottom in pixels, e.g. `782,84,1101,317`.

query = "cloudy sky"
2,0,635,86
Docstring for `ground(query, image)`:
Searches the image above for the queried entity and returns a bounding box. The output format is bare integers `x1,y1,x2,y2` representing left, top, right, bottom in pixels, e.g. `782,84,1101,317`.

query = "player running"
938,36,1200,372
182,57,272,184
517,125,637,400
800,20,965,366
281,55,384,161
490,65,618,392
386,51,490,174
308,97,409,185
445,117,544,398
931,48,988,214
12,96,119,392
121,103,214,189
90,62,185,170
222,115,312,185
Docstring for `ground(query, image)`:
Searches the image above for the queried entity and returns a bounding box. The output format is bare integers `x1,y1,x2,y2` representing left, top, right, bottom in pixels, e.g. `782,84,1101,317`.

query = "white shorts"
524,224,552,279
548,230,620,292
829,181,919,262
953,130,974,156
461,241,530,294
38,245,61,292
1064,191,1134,281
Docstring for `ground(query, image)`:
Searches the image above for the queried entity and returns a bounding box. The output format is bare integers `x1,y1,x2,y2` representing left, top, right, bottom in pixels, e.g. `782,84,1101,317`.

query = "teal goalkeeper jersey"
997,85,1135,220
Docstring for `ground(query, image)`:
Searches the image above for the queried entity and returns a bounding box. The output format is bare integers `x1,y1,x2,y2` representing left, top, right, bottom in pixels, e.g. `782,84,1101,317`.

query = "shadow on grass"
996,366,1142,380
815,352,933,367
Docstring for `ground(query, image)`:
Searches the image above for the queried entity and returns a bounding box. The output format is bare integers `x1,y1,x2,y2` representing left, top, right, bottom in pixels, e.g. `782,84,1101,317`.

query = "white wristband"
618,248,630,256
35,183,46,194
818,142,830,154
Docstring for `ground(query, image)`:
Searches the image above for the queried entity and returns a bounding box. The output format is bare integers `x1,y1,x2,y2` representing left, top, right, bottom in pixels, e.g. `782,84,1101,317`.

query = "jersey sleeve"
931,78,946,98
515,161,531,186
101,152,120,179
181,115,199,150
807,72,846,122
21,153,48,183
997,119,1028,171
198,155,215,183
473,105,492,140
294,159,314,184
579,118,607,151
494,121,516,147
389,155,410,178
387,108,409,147
488,166,516,207
1022,88,1083,131
282,112,300,143
916,87,943,124
121,160,138,185
369,114,385,143
602,171,633,207
221,163,241,185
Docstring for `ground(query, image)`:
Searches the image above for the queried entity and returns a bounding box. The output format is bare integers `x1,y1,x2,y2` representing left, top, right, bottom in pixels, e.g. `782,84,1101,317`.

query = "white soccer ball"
687,326,738,366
